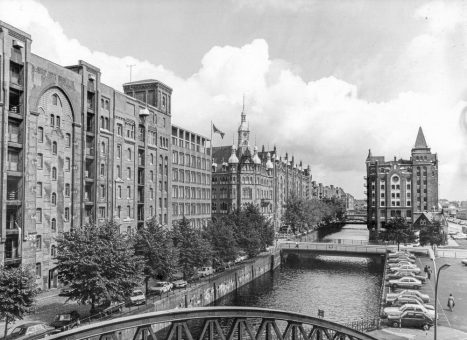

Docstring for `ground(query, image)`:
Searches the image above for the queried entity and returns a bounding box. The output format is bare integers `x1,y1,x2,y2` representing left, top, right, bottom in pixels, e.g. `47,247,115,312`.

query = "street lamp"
434,263,450,340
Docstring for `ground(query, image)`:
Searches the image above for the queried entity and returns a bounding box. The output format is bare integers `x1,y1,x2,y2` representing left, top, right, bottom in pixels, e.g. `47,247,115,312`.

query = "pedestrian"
295,242,299,248
424,265,428,274
447,294,455,312
427,268,431,280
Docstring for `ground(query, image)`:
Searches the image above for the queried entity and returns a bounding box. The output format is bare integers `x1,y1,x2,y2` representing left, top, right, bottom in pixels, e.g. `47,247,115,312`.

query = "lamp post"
434,263,450,340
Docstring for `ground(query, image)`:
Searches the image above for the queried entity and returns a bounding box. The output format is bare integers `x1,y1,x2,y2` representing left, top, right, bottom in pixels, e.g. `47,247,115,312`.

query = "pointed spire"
366,149,372,161
414,126,429,149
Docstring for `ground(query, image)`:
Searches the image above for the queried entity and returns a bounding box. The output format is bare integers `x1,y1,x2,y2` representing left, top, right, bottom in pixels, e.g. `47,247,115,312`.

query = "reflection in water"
216,225,383,324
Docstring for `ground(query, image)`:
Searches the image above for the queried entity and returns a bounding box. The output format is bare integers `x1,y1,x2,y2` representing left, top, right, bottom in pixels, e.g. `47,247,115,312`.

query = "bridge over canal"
47,307,378,340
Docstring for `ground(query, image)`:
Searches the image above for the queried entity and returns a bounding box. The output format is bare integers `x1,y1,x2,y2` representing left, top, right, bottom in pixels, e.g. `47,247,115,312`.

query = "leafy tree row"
282,194,346,233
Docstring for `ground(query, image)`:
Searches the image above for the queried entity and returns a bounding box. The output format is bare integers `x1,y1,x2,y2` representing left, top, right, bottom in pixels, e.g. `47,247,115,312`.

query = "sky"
1,0,467,200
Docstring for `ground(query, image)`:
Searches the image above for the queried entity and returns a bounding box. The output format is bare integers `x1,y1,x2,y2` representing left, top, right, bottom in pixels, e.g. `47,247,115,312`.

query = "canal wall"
127,250,281,316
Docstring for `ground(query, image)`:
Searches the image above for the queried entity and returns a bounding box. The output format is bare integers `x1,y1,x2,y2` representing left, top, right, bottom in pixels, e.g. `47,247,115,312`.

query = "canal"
215,224,384,324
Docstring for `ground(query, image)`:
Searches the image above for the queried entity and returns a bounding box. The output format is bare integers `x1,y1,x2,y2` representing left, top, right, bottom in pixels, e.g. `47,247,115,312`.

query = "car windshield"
154,282,165,287
11,327,27,335
55,314,71,321
132,291,143,297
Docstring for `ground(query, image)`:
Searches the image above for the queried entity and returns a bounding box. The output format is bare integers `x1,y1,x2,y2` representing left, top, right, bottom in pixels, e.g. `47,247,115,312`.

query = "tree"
134,217,178,293
233,204,274,257
419,221,445,248
172,217,211,279
282,194,306,233
55,220,144,313
0,265,38,339
380,217,417,251
204,219,238,267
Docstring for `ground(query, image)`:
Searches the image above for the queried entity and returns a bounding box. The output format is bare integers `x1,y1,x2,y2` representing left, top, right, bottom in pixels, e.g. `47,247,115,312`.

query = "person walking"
427,267,431,280
424,265,428,274
447,293,455,312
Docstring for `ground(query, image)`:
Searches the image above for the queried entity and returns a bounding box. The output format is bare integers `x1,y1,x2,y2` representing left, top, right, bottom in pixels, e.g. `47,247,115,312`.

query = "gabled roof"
414,127,428,149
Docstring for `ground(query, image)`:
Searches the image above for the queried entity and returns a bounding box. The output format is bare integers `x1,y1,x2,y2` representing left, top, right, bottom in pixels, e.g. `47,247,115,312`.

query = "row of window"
36,154,71,171
171,137,206,154
172,203,210,216
172,151,209,169
172,186,211,200
35,207,69,223
37,127,71,147
172,169,210,185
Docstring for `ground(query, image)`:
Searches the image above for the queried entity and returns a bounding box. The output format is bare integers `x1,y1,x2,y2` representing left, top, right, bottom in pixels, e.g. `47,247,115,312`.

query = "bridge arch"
48,307,378,340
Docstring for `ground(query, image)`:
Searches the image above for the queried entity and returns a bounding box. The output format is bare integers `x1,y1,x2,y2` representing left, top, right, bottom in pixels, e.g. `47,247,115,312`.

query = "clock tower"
238,103,250,155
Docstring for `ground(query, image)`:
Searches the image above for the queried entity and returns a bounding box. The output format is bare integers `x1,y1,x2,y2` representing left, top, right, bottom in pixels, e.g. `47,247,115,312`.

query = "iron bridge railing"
48,307,378,340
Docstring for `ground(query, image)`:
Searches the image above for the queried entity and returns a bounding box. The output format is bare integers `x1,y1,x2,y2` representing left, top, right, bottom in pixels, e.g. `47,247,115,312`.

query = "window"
101,142,106,154
65,184,70,197
99,206,105,218
38,127,44,143
64,208,69,221
65,133,71,147
150,170,154,182
100,185,105,198
117,206,121,218
36,182,42,197
51,218,56,232
56,116,60,128
127,167,131,179
127,205,131,218
117,123,123,136
99,163,104,177
51,192,56,205
65,158,70,171
127,148,132,160
37,153,43,169
52,167,57,180
36,235,42,249
117,144,122,158
52,141,57,155
118,185,122,199
35,263,41,278
50,114,55,126
52,94,58,105
127,186,131,199
36,208,42,223
51,245,57,257
117,165,121,178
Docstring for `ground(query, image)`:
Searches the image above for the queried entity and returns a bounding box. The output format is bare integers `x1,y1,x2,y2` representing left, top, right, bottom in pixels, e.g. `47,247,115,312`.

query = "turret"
228,145,239,164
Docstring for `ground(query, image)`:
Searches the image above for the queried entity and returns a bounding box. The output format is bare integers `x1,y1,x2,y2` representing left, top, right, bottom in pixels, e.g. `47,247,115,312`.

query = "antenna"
242,93,245,112
127,64,136,82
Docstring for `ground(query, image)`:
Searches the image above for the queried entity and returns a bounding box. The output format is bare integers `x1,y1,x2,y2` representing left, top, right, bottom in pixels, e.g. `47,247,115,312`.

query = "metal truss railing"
48,307,378,340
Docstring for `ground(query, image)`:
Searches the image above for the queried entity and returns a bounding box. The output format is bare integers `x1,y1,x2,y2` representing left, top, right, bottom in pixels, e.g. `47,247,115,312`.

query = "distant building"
412,212,448,244
211,107,313,230
457,210,467,220
345,193,355,212
365,127,439,232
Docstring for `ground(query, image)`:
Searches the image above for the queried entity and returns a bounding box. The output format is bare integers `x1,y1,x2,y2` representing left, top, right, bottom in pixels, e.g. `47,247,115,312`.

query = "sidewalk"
368,326,467,340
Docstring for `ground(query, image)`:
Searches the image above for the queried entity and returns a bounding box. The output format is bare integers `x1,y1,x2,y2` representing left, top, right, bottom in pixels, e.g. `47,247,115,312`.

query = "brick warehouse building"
0,21,211,289
365,127,439,233
211,107,314,230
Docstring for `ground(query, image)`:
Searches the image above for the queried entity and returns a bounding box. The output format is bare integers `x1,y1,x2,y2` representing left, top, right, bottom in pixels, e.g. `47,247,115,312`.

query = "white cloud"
1,0,466,199
414,1,463,33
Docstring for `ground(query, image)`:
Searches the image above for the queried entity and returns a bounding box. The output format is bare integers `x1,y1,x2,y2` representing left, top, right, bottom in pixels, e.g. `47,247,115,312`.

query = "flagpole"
210,120,213,156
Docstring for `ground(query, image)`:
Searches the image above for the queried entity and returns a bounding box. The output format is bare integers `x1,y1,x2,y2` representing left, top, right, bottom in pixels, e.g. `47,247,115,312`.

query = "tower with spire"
237,96,250,155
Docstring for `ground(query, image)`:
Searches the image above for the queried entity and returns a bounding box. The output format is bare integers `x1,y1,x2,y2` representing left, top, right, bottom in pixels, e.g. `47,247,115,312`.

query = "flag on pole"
212,123,225,139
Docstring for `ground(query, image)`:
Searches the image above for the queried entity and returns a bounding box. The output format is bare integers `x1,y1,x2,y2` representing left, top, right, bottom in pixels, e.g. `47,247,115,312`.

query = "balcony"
85,147,95,159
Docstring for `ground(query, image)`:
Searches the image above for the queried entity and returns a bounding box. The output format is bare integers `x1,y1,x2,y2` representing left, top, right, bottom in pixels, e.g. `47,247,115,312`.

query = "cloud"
233,0,315,12
0,0,466,199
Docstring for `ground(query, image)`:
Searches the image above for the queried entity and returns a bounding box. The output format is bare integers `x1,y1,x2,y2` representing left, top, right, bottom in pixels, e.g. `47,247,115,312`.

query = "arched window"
51,218,56,232
52,93,59,106
52,167,57,180
101,142,105,153
100,116,104,129
127,148,132,160
56,116,60,127
51,192,56,205
50,114,55,126
38,127,44,143
52,142,57,155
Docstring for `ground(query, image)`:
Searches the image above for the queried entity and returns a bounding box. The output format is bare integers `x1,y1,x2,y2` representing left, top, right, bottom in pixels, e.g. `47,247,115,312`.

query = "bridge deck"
280,242,388,254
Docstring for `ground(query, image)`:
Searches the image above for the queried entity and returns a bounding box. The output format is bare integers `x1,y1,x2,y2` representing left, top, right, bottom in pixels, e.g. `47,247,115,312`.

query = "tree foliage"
282,193,306,233
0,266,38,338
134,217,178,292
203,219,238,267
380,217,418,251
419,221,445,248
172,217,212,279
55,220,144,312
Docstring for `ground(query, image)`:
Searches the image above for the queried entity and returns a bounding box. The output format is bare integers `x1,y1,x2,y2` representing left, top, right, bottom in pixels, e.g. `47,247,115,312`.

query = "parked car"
172,280,187,289
461,259,467,266
58,287,74,297
50,311,80,331
386,290,430,304
387,256,416,264
148,282,173,295
382,303,435,320
388,264,421,274
387,311,434,330
4,322,57,340
388,296,434,310
452,233,467,240
388,277,422,290
388,252,415,258
387,271,426,283
91,301,125,318
234,252,248,264
127,289,146,306
197,266,215,277
388,261,415,269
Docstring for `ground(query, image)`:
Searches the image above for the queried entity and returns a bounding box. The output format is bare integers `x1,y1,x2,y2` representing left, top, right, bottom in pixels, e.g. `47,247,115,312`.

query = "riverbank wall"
127,250,281,316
